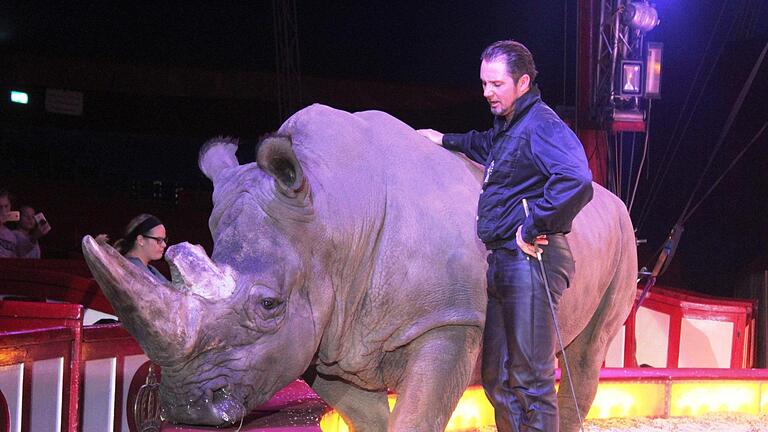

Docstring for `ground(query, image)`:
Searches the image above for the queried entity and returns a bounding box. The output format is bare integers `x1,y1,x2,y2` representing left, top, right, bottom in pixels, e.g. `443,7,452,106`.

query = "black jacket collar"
493,84,542,133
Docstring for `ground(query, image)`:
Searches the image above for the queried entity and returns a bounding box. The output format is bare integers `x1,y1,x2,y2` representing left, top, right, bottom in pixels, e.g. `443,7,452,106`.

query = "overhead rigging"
273,0,302,122
632,9,766,310
579,0,768,309
638,10,767,284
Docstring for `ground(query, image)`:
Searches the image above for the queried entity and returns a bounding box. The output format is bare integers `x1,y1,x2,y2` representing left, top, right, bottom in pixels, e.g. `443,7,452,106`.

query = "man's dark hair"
481,40,538,83
0,188,9,200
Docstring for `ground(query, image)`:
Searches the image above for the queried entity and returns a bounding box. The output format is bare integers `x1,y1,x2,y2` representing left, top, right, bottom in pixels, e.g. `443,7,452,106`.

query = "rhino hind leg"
557,279,635,431
389,325,481,432
310,373,389,431
557,321,604,432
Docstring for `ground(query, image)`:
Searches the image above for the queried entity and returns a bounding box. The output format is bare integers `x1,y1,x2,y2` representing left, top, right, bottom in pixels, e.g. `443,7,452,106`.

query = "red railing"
0,262,114,315
0,301,82,432
624,285,756,368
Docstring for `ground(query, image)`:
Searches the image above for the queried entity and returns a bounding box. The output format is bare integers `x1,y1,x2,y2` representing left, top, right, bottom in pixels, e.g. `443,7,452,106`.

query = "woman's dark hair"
480,40,538,83
114,213,163,255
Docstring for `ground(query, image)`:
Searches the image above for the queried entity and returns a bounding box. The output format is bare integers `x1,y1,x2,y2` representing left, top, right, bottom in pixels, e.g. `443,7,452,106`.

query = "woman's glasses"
142,235,168,245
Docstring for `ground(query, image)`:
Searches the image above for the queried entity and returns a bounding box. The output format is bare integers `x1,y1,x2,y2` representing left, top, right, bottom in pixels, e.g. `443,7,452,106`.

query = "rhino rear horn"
199,136,240,181
256,135,306,198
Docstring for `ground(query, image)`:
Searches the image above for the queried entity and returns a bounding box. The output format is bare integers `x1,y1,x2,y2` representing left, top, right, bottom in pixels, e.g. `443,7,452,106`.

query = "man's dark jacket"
442,85,593,250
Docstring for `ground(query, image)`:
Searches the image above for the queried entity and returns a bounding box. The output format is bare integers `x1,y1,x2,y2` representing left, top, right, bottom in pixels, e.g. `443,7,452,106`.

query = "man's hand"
516,225,548,257
416,129,444,146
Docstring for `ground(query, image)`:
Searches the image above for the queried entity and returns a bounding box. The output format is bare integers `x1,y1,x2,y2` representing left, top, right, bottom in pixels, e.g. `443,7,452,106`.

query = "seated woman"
113,214,169,282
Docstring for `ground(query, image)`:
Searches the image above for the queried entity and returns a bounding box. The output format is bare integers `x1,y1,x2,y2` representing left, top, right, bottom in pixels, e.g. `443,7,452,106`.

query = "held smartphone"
5,211,20,222
34,212,48,226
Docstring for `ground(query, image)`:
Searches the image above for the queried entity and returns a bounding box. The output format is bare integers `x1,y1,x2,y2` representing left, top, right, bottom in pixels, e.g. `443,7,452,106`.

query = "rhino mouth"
160,386,247,427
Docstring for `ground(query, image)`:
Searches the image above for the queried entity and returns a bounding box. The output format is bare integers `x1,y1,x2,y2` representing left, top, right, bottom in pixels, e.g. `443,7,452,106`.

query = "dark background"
1,0,767,297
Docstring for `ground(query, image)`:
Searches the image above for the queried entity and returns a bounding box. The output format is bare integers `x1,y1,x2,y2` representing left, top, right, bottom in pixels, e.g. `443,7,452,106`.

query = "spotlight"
644,42,663,99
619,60,644,97
624,2,660,33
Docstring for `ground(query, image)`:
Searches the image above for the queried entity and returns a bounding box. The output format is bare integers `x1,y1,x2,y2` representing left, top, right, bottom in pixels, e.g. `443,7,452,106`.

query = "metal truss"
593,0,648,125
273,0,302,122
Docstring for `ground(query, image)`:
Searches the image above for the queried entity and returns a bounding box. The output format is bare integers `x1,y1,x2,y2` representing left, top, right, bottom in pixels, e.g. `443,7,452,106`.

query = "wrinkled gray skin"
82,104,636,432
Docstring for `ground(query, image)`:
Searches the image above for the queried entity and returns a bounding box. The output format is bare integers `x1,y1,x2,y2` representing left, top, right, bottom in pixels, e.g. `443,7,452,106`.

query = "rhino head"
82,135,328,426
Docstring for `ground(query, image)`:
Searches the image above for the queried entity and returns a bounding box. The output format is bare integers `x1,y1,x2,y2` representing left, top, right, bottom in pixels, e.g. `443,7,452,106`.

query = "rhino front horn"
82,235,202,364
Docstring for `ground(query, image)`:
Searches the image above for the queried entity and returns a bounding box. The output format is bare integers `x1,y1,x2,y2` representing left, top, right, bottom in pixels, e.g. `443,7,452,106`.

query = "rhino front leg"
389,326,481,432
310,372,389,431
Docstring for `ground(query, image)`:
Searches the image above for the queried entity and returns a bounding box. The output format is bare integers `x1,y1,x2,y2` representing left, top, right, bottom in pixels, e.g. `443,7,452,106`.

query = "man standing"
418,40,593,431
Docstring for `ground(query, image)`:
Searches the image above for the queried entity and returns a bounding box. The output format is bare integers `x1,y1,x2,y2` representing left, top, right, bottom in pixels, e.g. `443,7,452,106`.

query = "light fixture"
644,42,663,99
10,90,28,104
623,2,660,33
619,60,644,97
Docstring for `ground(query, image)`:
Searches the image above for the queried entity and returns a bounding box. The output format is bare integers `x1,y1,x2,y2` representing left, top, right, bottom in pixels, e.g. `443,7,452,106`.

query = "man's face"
480,58,529,121
0,196,10,218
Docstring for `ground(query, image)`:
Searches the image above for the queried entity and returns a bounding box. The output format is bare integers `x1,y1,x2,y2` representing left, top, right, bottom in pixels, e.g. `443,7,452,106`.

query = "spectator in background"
13,205,51,259
0,188,17,257
0,189,44,259
113,213,169,282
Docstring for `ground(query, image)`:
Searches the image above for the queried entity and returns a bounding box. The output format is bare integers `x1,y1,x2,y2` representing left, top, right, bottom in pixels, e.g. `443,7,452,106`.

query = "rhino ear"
199,136,240,181
256,135,306,198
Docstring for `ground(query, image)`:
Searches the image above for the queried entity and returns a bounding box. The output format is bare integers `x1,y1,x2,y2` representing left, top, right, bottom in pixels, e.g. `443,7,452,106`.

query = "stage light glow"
320,389,495,432
670,382,761,416
444,387,495,430
645,43,663,99
761,384,768,413
587,382,666,418
10,90,28,104
319,380,768,431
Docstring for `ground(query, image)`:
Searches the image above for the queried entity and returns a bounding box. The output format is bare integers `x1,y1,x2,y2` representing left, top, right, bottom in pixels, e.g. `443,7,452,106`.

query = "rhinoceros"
82,103,636,432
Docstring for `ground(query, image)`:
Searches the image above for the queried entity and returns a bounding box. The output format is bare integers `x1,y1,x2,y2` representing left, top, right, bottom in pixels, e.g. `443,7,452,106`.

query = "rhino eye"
243,288,286,332
261,298,280,310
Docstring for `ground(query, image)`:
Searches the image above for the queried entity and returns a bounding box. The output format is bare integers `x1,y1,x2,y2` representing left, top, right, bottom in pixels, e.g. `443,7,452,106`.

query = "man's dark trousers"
481,234,575,432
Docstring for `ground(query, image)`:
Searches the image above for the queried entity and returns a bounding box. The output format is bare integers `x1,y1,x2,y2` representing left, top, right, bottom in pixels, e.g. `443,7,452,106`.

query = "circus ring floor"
158,368,768,432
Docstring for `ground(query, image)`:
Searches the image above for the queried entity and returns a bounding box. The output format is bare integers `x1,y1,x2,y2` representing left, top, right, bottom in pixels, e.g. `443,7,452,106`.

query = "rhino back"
278,105,487,374
559,183,637,342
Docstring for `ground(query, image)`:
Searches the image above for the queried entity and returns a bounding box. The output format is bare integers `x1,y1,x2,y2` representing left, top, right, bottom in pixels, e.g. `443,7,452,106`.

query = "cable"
681,121,767,225
627,100,652,214
635,0,732,231
615,133,621,197
625,131,637,205
678,39,768,225
640,38,766,274
616,134,620,200
563,0,568,107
